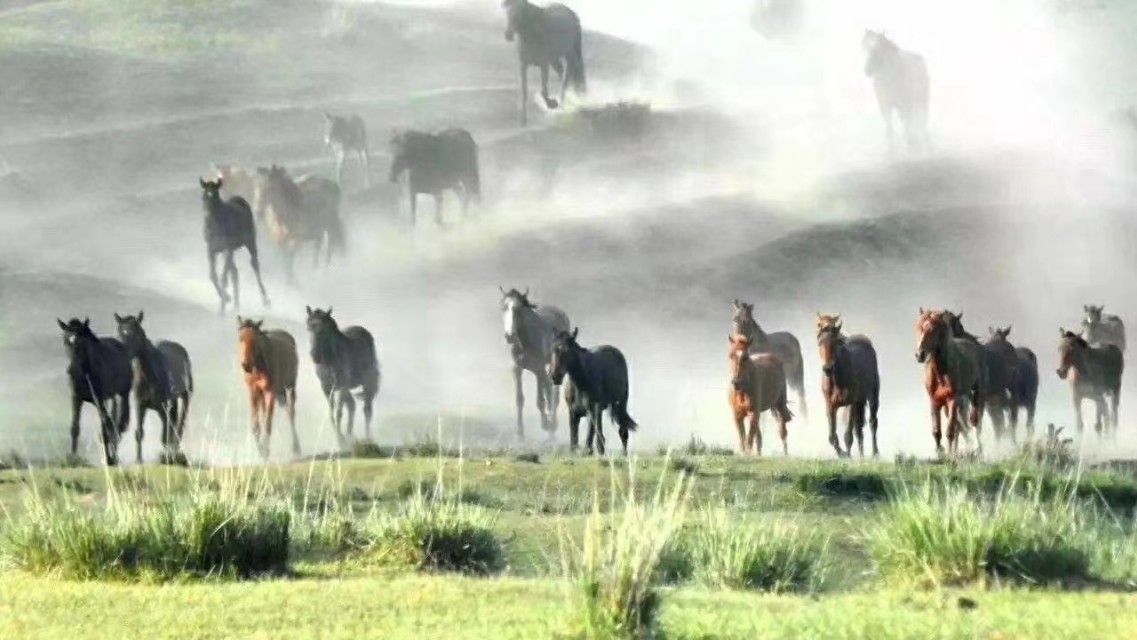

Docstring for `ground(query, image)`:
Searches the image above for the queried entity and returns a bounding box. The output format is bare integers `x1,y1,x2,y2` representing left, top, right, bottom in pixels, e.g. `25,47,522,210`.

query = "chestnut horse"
1057,329,1123,437
237,317,300,459
732,300,807,421
728,335,793,456
816,315,880,458
915,309,986,454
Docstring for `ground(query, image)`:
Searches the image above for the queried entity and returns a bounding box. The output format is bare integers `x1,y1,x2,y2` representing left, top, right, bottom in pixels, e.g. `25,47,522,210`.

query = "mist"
0,0,1135,465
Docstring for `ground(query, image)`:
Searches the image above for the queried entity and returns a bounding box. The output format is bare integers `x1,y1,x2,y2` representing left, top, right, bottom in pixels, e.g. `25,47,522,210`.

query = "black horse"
114,312,194,463
200,177,270,314
389,129,481,226
549,327,637,455
306,306,382,446
503,0,587,125
58,318,133,465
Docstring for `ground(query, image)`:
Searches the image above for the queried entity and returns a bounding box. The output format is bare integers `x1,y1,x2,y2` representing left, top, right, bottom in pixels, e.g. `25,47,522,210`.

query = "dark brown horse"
728,335,792,456
943,310,1009,442
915,309,985,454
731,300,807,421
58,318,132,465
502,0,587,126
1057,329,1123,437
237,317,300,459
816,315,880,458
988,326,1039,441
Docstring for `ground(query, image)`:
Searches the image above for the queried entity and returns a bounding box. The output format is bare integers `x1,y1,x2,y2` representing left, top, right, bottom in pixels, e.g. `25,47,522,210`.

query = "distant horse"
943,310,1009,442
237,317,300,458
502,0,587,126
114,312,193,463
816,315,880,458
1057,329,1123,437
500,287,569,440
389,129,481,226
915,309,985,454
199,178,271,315
254,165,345,284
989,326,1038,441
731,300,807,421
57,318,132,466
324,113,371,187
862,30,930,154
1082,304,1126,353
305,306,381,446
728,334,792,456
550,327,637,455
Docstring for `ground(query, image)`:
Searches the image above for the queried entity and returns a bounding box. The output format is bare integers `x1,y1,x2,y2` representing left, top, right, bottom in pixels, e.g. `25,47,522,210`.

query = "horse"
989,326,1039,441
500,287,569,440
114,312,193,464
389,129,481,226
502,0,587,126
237,317,300,459
731,300,807,421
862,30,930,154
816,315,880,458
550,327,637,455
1057,329,1123,438
1082,305,1126,353
57,318,133,466
254,165,345,284
915,309,986,455
943,310,1008,442
305,306,381,447
324,113,370,187
728,334,792,456
199,178,271,315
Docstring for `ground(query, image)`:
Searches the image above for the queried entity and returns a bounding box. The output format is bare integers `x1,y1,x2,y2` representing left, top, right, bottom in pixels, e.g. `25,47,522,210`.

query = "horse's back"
1014,347,1039,402
156,340,192,392
343,326,380,376
1098,344,1125,384
590,345,630,400
266,330,299,385
846,335,880,382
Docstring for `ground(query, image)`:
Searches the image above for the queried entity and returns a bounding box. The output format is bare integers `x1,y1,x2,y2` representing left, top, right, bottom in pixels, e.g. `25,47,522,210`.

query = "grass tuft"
365,490,503,575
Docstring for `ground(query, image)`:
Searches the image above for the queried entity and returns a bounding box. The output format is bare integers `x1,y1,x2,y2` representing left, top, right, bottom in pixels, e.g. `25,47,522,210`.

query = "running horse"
915,309,986,454
816,314,880,458
550,327,638,455
989,326,1039,441
500,287,569,440
728,334,793,456
324,113,371,187
1057,329,1123,438
58,318,133,466
502,0,587,126
199,177,271,315
731,300,808,421
254,165,345,284
862,29,930,154
237,317,301,459
389,129,481,226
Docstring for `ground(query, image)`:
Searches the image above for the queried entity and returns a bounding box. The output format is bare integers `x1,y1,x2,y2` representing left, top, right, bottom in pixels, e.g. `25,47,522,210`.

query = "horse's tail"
567,28,587,95
184,360,195,395
614,401,637,432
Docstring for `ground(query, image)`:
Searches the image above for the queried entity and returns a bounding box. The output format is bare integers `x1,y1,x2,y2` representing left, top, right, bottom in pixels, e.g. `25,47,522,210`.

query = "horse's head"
941,309,974,341
113,311,147,353
862,29,896,77
816,312,841,336
817,322,844,377
199,177,223,203
550,327,580,386
728,334,752,390
503,0,527,42
500,286,532,343
988,325,1012,342
1057,328,1088,380
731,300,758,338
237,316,266,375
305,306,339,360
57,317,95,360
1083,304,1104,326
915,308,948,363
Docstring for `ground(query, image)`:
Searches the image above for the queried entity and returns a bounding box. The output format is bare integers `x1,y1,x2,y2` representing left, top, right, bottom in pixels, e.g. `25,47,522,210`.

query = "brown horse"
816,315,881,458
915,309,985,454
237,317,300,459
728,335,793,456
732,300,807,421
943,310,1007,442
1057,329,1124,438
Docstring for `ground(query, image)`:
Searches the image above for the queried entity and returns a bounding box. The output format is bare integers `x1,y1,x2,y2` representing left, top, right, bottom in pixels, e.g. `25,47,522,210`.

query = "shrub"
366,491,503,575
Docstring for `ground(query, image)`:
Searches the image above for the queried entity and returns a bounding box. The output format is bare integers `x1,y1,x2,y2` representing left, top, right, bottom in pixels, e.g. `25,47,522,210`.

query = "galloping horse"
114,312,193,463
199,178,270,315
944,310,1011,442
1082,305,1127,353
862,30,930,154
550,328,638,455
500,287,569,440
816,314,880,458
254,165,345,284
237,317,300,459
728,334,793,456
915,309,985,454
389,129,481,226
58,318,133,466
1057,329,1123,438
731,300,807,421
502,0,587,126
324,113,370,187
989,326,1038,441
306,306,381,446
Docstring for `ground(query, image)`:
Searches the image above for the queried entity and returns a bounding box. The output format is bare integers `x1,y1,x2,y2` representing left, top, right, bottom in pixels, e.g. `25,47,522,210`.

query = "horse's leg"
134,400,147,465
460,185,470,219
1111,388,1121,438
69,392,82,457
1094,396,1106,437
287,388,301,457
559,58,570,105
362,383,376,442
750,412,763,457
778,405,789,457
343,390,357,443
513,365,525,440
519,61,529,126
224,251,240,313
614,408,629,457
535,370,550,435
842,403,855,458
1008,396,1019,445
568,409,581,452
1026,397,1036,440
549,381,561,433
335,148,345,185
1073,393,1085,435
540,64,557,109
247,246,270,308
249,386,263,455
158,402,172,459
208,250,228,314
591,404,606,455
324,382,342,446
263,392,277,460
869,386,880,459
930,400,943,455
733,410,747,454
824,401,839,457
177,392,190,450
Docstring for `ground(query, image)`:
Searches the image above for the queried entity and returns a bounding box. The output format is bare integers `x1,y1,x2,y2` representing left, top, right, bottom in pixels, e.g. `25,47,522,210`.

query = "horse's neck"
831,345,854,386
516,308,547,352
748,323,769,344
311,329,347,365
566,349,592,389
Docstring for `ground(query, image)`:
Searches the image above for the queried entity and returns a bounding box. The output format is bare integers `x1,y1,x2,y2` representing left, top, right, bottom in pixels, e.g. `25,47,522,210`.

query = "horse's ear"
57,318,67,331
833,314,841,324
988,325,995,336
114,313,123,323
1059,327,1066,336
918,306,924,315
499,285,506,296
1004,325,1012,336
1083,304,1090,312
571,327,579,340
834,322,843,333
199,178,207,188
137,310,144,323
305,305,313,317
254,320,264,331
733,299,741,310
327,307,333,317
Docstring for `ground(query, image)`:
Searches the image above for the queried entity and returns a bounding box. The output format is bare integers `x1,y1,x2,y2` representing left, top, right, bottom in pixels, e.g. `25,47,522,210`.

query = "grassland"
1,450,1137,638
